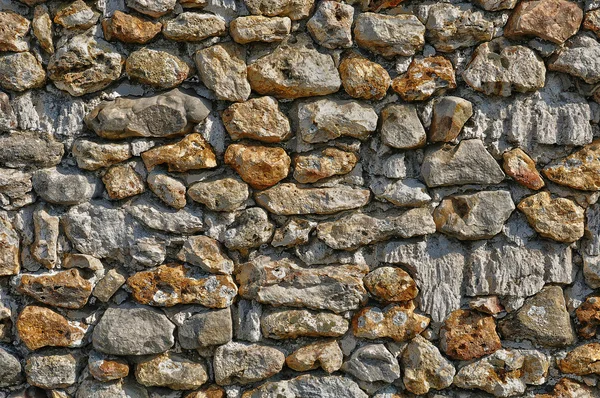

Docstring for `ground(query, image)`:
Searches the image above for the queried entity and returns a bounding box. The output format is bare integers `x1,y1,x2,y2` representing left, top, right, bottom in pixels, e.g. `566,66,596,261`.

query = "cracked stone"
136,352,208,390
31,205,59,268
342,344,399,384
33,167,95,205
147,172,186,209
17,269,92,309
271,218,316,247
370,177,431,207
549,35,600,84
558,343,600,375
543,140,600,191
576,295,600,339
93,269,126,303
0,52,46,92
222,207,274,251
177,235,234,275
53,0,99,30
0,213,20,276
162,12,226,42
188,177,249,212
26,352,77,389
17,305,87,351
0,11,30,52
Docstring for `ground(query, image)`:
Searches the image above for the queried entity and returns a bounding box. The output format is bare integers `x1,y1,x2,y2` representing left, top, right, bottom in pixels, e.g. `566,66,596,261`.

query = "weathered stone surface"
177,235,233,275
88,351,129,382
503,148,545,190
294,98,377,143
354,13,425,58
430,96,473,142
54,0,98,29
224,144,290,189
196,43,250,102
188,177,249,211
247,44,341,99
286,340,343,373
472,0,518,11
380,104,426,149
230,16,290,44
136,352,208,390
342,344,399,384
0,11,30,52
339,54,390,100
261,308,348,339
163,12,226,42
76,378,149,398
558,343,600,375
242,375,368,398
294,148,357,183
147,172,186,209
93,269,126,303
434,190,515,240
72,140,131,171
426,3,494,52
584,8,600,37
175,307,232,348
455,349,549,397
0,213,20,276
126,0,176,17
17,269,92,309
518,192,584,243
126,197,204,234
127,264,237,308
421,139,504,187
352,302,430,341
505,0,583,44
576,295,600,339
307,1,353,49
102,11,161,44
141,133,217,172
102,162,145,200
0,347,22,387
255,183,371,215
222,207,274,250
17,305,87,350
544,141,600,191
392,56,456,102
186,386,226,398
48,34,123,96
535,378,597,398
237,256,368,312
549,36,600,84
440,309,501,361
26,352,77,389
244,0,314,20
214,342,284,385
0,91,16,132
0,168,33,210
126,48,189,89
470,296,504,315
234,299,262,343
401,335,455,395
364,266,418,303
222,96,290,142
31,205,59,268
32,5,53,54
499,286,576,347
92,303,175,356
272,218,316,247
370,177,431,207
63,253,103,270
85,89,210,140
463,39,546,97
33,167,95,205
0,52,46,92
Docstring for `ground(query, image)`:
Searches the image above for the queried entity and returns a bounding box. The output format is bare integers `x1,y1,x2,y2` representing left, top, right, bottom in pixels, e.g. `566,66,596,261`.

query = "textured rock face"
339,54,390,100
230,16,291,44
286,340,343,373
392,56,456,101
102,11,162,44
0,348,22,387
0,11,30,52
244,0,314,20
17,305,87,350
163,12,226,42
261,308,348,339
352,302,430,341
549,36,600,84
429,96,473,142
196,43,250,102
440,309,501,361
0,52,46,92
26,352,77,389
308,1,353,49
214,342,284,385
354,13,424,58
558,343,600,375
17,269,92,309
293,148,357,183
222,96,290,142
380,104,425,149
126,48,189,89
242,375,367,398
544,141,600,190
188,177,249,211
136,352,208,390
141,133,217,172
503,148,545,190
342,344,400,384
401,335,455,395
224,144,290,189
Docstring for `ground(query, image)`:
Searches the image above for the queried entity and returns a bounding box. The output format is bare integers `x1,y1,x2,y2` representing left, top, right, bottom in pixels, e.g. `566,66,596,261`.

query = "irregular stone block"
195,43,251,102
401,335,455,395
141,133,217,172
307,1,353,49
162,12,226,42
352,302,430,341
286,340,343,373
0,52,46,92
102,10,162,44
135,352,208,390
224,143,290,189
230,16,290,44
241,375,368,398
261,308,348,339
17,269,92,309
214,342,284,385
126,48,189,89
339,53,390,100
392,56,456,101
17,305,87,351
222,96,291,143
354,13,425,57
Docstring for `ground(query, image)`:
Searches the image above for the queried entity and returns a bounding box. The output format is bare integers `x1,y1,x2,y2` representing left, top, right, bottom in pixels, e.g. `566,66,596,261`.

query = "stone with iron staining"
222,207,274,251
214,342,284,385
222,96,291,143
17,305,87,351
363,266,418,303
352,301,430,341
177,235,234,275
230,16,291,44
88,351,129,382
543,141,600,191
558,343,600,375
440,309,501,361
102,11,162,44
141,133,217,172
429,96,473,143
186,386,226,398
136,352,208,390
535,378,597,398
53,0,99,30
261,308,349,339
188,177,249,212
102,162,145,200
147,172,186,209
0,11,30,52
503,148,545,190
401,335,455,395
392,56,456,102
17,269,92,309
339,54,390,100
354,13,425,58
0,52,46,92
286,341,343,373
576,295,600,339
126,48,189,89
293,148,357,183
244,0,314,20
162,12,226,42
224,144,290,190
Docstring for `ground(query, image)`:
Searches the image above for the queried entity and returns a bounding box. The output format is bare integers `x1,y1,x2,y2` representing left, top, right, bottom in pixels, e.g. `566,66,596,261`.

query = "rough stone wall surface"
1,0,600,397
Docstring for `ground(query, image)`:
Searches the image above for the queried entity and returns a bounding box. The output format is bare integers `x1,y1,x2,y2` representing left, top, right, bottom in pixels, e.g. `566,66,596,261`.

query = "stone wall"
0,0,600,396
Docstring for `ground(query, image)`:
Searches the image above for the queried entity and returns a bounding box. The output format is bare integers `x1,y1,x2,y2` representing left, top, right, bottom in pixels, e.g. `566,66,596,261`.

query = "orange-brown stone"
89,354,129,382
392,56,456,101
363,266,418,303
339,53,391,100
558,343,600,375
535,378,597,398
352,301,430,341
576,296,600,339
17,269,93,309
440,309,502,361
102,10,162,44
224,144,290,190
503,148,545,190
16,305,86,351
141,133,217,173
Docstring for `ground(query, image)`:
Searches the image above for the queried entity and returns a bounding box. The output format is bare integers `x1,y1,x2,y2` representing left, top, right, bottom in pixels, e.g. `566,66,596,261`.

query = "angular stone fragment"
380,104,426,149
0,52,46,92
88,351,129,382
503,148,545,190
272,218,315,247
195,43,250,102
426,3,494,52
18,269,92,309
214,342,284,385
440,309,501,361
48,34,123,96
307,1,353,49
222,96,290,143
0,347,22,387
0,91,16,132
141,133,217,172
86,89,210,140
222,207,274,250
455,349,549,397
186,386,226,398
0,131,63,170
126,48,189,89
402,335,455,395
463,39,546,97
544,141,600,191
499,286,576,347
255,183,370,215
549,36,600,84
244,376,367,398
127,197,203,234
188,177,249,211
536,378,597,398
434,190,515,240
352,302,430,341
177,235,233,275
54,0,98,29
176,307,232,348
63,253,103,270
102,10,161,44
31,206,59,268
92,303,175,356
370,178,431,207
470,296,504,315
430,96,473,143
364,266,418,303
26,352,77,389
0,11,30,52
126,0,176,17
147,172,186,209
136,352,208,390
224,144,290,189
558,343,600,375
102,162,145,200
72,140,131,171
32,5,53,54
392,56,456,101
244,0,314,20
518,192,584,243
127,264,237,308
505,0,583,44
0,168,33,210
584,9,600,38
163,12,226,41
237,256,367,312
472,0,518,11
247,44,341,99
0,213,20,276
339,54,390,100
354,13,425,58
576,295,600,339
286,341,342,373
93,269,126,302
421,139,505,187
230,16,290,44
293,148,357,183
343,344,399,386
33,167,95,205
261,308,348,339
76,378,149,398
17,305,87,351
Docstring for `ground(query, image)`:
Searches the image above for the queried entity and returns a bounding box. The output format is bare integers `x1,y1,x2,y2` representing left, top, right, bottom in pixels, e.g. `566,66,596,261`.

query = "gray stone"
0,52,46,92
177,307,232,348
147,172,186,209
76,378,149,398
54,0,99,29
272,218,316,247
0,91,16,132
0,212,20,277
0,131,64,170
0,347,22,387
126,0,176,16
370,177,431,207
0,168,34,210
242,375,368,398
342,344,399,383
188,177,249,212
549,35,600,83
213,342,285,385
195,43,251,102
354,13,425,58
380,104,426,149
243,0,314,20
93,303,175,356
32,167,96,205
401,335,455,395
429,96,473,142
261,308,349,339
234,299,262,342
135,352,208,390
93,269,126,302
25,352,77,389
471,0,518,10
126,197,204,234
162,12,226,41
222,207,273,251
230,16,291,44
31,205,60,268
421,139,505,187
307,1,353,49
177,235,233,274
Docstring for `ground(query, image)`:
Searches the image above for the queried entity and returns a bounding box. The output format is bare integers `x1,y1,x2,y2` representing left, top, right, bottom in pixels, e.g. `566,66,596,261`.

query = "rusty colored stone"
391,56,456,101
102,162,145,200
543,141,600,191
440,309,501,361
53,0,98,29
32,5,53,54
224,144,290,190
558,343,600,375
141,133,217,172
293,148,357,184
186,386,226,398
363,266,418,303
102,11,162,44
576,296,600,339
535,378,597,398
0,11,30,52
503,148,545,190
89,353,129,382
339,54,390,100
17,269,93,309
0,213,19,276
16,306,86,351
286,340,343,373
352,301,430,341
584,9,600,38
469,296,504,315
